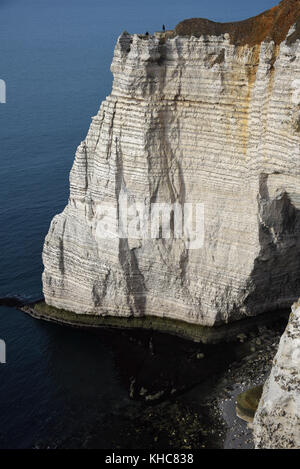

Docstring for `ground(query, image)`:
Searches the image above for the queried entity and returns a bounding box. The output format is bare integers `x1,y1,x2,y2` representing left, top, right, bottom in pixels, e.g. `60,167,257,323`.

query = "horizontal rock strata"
43,1,300,326
253,300,300,448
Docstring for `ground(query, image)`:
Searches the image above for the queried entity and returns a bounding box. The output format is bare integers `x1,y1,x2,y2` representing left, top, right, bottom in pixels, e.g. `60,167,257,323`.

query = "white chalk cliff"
253,300,300,448
43,0,300,326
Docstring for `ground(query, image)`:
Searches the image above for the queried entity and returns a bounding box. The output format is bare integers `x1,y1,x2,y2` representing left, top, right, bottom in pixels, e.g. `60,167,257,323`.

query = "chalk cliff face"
43,0,300,326
253,300,300,449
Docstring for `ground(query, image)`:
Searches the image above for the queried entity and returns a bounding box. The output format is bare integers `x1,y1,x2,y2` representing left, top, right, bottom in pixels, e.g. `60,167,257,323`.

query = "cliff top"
175,0,300,46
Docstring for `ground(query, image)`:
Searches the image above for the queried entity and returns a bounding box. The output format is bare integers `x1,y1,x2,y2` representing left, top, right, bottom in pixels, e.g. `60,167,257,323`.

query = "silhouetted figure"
145,31,149,36
162,24,165,32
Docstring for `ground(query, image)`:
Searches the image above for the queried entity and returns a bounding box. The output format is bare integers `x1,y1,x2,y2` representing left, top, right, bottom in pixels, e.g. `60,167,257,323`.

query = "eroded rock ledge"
43,0,300,326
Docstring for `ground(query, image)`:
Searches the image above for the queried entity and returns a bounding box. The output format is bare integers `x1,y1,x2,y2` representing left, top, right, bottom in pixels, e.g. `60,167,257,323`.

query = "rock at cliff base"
253,300,300,449
236,384,263,423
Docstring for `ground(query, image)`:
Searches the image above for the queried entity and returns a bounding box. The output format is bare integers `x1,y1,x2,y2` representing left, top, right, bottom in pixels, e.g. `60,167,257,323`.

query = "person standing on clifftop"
162,24,165,32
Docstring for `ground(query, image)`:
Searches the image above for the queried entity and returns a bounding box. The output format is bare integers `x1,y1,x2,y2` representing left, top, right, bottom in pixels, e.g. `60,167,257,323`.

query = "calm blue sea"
0,0,279,449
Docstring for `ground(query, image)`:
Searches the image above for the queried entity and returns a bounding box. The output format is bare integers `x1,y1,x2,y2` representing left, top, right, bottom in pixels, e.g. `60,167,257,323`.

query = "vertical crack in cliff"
92,269,111,308
267,44,281,92
114,135,146,316
58,218,67,276
176,157,191,292
107,103,117,162
105,101,117,188
93,107,105,153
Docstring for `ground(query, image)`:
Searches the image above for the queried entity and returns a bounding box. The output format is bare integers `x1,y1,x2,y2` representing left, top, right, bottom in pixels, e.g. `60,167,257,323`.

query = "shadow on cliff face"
118,238,147,315
114,137,147,316
245,173,300,316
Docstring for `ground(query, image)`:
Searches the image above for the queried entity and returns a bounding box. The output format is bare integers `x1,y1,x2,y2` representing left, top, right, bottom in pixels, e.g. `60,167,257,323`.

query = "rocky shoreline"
178,318,284,449
15,300,288,449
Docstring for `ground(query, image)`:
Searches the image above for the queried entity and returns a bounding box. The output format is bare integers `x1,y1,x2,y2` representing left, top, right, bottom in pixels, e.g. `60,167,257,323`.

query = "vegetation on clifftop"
175,0,300,46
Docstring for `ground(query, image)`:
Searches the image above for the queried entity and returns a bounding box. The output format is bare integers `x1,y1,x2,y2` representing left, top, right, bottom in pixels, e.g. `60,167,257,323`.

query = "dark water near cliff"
0,0,280,449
